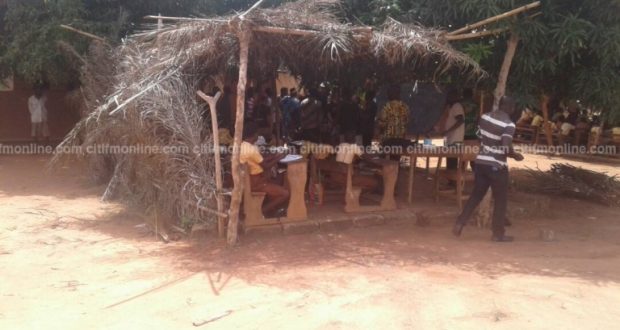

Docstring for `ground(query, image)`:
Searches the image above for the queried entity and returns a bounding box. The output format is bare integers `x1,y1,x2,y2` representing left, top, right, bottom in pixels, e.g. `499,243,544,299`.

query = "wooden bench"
514,126,539,144
241,160,308,229
240,164,280,228
312,156,398,213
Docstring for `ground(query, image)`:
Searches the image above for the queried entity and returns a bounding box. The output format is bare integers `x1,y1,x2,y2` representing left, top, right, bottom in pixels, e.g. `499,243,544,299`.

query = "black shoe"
452,223,464,237
491,235,514,242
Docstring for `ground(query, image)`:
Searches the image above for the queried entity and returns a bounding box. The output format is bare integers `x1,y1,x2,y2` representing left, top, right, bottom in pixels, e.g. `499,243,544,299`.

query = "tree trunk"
493,33,520,110
227,28,251,246
475,33,519,228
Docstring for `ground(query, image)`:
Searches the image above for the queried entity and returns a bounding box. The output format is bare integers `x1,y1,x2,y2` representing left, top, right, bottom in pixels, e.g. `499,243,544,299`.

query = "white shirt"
28,95,47,123
444,102,465,145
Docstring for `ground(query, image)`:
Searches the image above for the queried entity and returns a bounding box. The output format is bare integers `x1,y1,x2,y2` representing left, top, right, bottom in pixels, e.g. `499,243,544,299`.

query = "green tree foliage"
0,0,284,86
342,0,620,120
2,0,619,120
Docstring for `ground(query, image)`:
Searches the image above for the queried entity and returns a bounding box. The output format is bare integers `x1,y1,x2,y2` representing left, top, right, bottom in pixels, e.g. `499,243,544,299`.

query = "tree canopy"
1,0,619,120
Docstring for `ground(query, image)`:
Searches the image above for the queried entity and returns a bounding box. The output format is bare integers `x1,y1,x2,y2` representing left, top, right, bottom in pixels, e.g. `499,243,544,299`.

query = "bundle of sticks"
523,163,620,206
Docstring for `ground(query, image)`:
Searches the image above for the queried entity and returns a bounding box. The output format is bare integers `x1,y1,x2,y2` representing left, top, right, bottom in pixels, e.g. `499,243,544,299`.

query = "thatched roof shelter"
55,0,483,244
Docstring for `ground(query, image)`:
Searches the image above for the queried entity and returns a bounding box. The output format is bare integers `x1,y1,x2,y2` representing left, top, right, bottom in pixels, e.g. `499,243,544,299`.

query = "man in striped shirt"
452,96,524,242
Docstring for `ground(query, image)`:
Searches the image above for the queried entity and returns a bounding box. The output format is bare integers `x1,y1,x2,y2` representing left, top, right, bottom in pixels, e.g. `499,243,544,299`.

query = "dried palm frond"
522,163,620,206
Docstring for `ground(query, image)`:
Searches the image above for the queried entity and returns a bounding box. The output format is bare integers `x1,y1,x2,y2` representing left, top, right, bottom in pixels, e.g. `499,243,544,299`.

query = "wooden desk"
242,159,308,229
284,159,308,221
404,146,478,204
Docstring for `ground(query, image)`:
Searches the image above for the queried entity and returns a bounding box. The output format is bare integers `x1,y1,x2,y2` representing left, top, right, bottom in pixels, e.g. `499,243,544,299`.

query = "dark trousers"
456,163,509,237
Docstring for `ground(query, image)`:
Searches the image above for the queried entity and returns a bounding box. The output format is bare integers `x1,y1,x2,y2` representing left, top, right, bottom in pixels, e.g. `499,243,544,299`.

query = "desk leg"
408,156,416,204
286,161,308,221
381,163,398,210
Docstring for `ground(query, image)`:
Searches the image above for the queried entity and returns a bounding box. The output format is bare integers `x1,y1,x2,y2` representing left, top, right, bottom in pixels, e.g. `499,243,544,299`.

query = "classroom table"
402,145,478,204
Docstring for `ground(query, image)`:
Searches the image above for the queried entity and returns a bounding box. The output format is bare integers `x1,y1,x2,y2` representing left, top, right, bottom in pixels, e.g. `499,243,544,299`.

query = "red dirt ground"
1,154,620,329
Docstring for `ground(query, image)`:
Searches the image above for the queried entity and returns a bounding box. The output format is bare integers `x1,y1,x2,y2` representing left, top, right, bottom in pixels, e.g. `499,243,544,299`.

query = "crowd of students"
212,83,480,151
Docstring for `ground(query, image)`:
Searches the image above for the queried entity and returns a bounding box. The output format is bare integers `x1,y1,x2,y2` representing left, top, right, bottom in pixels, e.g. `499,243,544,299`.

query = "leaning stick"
447,1,541,36
197,90,227,237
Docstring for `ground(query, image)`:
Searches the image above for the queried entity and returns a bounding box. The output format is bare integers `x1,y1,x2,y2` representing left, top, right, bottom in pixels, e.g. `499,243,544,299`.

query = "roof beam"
446,27,509,41
447,1,541,36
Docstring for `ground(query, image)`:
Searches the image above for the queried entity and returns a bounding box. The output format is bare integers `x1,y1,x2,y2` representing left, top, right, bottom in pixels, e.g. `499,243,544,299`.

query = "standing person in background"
462,88,479,169
339,87,361,143
299,88,322,143
278,87,289,140
324,88,341,146
452,96,524,242
360,90,378,148
245,87,256,121
441,89,465,173
462,88,479,142
216,86,232,132
280,88,301,141
28,87,49,144
378,84,410,155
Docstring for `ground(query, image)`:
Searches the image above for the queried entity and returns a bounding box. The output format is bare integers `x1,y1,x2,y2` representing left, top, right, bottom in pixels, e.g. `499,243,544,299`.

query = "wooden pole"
227,28,251,246
447,1,541,36
540,94,554,146
446,28,508,41
240,0,266,19
197,90,226,237
493,33,520,110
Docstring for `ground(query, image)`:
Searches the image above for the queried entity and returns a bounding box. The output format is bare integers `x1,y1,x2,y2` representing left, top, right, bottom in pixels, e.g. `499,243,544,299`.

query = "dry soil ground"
1,154,620,329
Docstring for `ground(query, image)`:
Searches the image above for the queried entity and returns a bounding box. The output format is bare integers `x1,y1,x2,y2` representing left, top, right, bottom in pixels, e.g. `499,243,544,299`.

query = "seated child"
240,123,289,217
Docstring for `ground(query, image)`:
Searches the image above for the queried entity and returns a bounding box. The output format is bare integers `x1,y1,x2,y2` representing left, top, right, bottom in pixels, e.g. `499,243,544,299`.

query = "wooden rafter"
447,1,541,36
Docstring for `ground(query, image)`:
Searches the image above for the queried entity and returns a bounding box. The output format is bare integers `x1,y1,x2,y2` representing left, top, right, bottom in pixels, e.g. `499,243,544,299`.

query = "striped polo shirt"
476,111,516,168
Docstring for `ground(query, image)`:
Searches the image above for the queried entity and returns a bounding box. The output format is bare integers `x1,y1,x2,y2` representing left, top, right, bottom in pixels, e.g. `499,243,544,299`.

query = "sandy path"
1,155,620,329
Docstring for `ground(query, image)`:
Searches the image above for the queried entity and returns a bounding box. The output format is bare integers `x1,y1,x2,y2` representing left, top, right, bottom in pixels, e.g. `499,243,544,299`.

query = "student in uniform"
240,123,289,217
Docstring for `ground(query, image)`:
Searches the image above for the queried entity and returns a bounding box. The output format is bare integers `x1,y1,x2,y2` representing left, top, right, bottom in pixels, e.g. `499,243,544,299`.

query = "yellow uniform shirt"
240,141,264,175
531,115,544,127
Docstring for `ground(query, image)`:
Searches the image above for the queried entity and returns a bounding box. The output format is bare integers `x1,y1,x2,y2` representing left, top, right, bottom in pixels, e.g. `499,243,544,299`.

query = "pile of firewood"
523,163,620,206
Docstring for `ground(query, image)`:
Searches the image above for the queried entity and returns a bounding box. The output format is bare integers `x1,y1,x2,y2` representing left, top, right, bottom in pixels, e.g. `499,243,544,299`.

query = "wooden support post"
540,94,553,146
227,28,251,246
197,90,226,237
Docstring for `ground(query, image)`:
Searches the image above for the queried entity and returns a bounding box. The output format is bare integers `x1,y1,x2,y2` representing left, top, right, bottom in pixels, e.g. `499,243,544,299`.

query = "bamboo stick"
447,1,541,36
227,28,251,246
197,90,226,237
144,15,227,23
240,0,267,19
60,24,108,44
446,28,508,41
253,25,370,41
